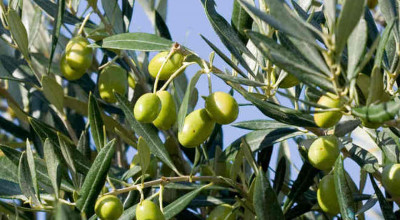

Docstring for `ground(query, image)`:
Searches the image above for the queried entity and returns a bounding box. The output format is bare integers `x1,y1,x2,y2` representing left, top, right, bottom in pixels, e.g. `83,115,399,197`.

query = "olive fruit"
314,93,343,128
148,51,184,80
94,195,123,220
134,93,161,123
98,65,128,103
205,92,239,125
178,109,215,148
207,204,235,220
152,91,177,130
382,163,400,197
60,53,86,81
367,0,378,9
308,136,340,171
317,174,340,215
65,36,93,71
279,73,300,88
136,200,165,220
128,74,136,89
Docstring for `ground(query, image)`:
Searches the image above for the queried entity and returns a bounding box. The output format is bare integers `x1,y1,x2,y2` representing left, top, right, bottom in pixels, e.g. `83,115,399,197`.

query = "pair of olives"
134,91,177,130
60,36,93,81
98,64,128,103
178,92,239,148
307,136,340,171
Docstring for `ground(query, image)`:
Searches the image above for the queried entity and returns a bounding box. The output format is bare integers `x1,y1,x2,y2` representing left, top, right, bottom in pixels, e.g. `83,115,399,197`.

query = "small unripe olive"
314,93,343,128
152,91,177,130
308,136,340,171
279,73,300,88
98,65,128,103
134,93,161,123
128,74,136,89
178,109,215,148
207,204,235,220
60,53,86,81
317,174,340,215
136,200,165,220
94,195,123,220
148,51,184,80
65,36,93,71
205,92,239,125
382,163,400,197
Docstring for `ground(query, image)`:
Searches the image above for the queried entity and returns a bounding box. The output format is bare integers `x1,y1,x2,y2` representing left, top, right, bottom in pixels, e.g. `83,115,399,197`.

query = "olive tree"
0,0,399,219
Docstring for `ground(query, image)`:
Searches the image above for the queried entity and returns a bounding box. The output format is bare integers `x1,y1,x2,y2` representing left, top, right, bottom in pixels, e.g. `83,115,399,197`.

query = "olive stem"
153,49,176,93
104,176,240,196
159,184,165,213
158,62,197,92
77,11,93,36
207,73,212,95
98,55,119,70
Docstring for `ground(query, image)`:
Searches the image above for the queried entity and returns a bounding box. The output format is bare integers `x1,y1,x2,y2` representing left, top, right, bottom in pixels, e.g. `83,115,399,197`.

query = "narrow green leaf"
41,75,64,113
76,139,116,215
115,93,180,175
374,20,394,68
335,0,366,57
241,139,258,174
25,139,40,200
18,152,41,207
352,100,400,124
0,154,19,184
334,119,361,137
177,71,202,132
246,31,334,92
273,157,286,194
231,0,253,43
88,93,105,150
102,0,124,34
92,33,173,51
347,144,379,173
43,139,61,198
54,203,81,220
347,19,367,81
48,0,65,73
253,167,284,220
379,0,399,41
334,156,355,220
369,174,396,220
324,0,336,30
58,134,77,174
232,120,297,130
7,9,29,60
164,184,209,219
137,137,151,178
215,73,266,87
32,0,88,25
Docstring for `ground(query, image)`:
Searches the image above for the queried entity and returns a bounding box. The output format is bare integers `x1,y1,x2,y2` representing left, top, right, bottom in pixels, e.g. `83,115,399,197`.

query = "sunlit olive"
207,204,235,220
128,74,136,89
317,174,340,215
367,0,378,9
205,92,239,125
279,73,300,88
382,163,400,197
94,195,123,220
152,91,177,130
314,93,343,128
134,93,161,123
136,200,165,220
308,136,340,171
178,109,215,148
148,51,184,80
65,36,93,71
60,53,86,81
98,65,128,103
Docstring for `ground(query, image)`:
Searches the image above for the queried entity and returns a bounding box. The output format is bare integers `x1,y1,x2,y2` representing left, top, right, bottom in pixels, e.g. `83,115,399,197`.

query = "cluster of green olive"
60,36,93,81
178,91,239,148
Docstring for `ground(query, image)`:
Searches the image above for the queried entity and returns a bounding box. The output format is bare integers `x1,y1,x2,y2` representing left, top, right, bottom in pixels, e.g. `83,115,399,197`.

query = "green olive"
134,93,161,123
136,200,165,220
205,92,239,125
279,73,300,88
314,93,343,128
152,91,177,130
148,51,184,80
94,195,123,220
128,74,136,89
207,204,235,220
317,174,340,215
382,163,400,197
60,53,86,81
178,109,215,148
98,65,128,103
65,36,93,71
308,136,340,171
